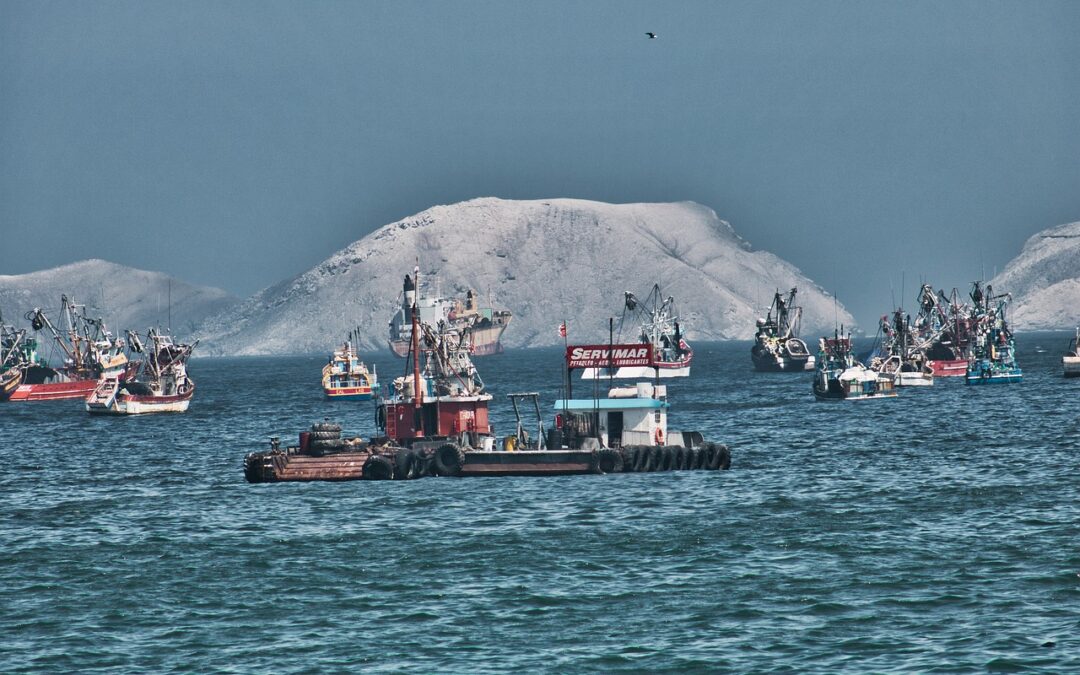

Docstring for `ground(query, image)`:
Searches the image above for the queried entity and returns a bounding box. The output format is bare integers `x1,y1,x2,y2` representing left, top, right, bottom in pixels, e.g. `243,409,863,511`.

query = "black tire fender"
363,454,394,480
433,443,465,477
394,450,418,480
592,447,624,474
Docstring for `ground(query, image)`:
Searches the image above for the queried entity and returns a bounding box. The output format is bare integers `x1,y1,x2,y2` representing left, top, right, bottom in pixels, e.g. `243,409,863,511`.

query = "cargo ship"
387,269,511,357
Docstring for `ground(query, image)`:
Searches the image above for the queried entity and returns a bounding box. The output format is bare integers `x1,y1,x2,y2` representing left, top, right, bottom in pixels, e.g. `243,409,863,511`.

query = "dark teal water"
2,334,1079,673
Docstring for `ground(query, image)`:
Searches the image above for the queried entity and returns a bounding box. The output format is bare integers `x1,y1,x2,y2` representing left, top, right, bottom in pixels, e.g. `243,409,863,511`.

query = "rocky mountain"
197,198,853,355
990,220,1080,329
0,259,239,339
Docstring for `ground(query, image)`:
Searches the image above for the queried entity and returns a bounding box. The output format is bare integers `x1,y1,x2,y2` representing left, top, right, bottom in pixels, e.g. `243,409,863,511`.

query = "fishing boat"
1,313,27,401
1064,328,1080,378
965,283,1021,385
86,329,197,414
813,331,897,401
581,284,692,379
867,309,933,386
322,340,377,400
387,271,511,357
9,296,138,401
915,284,975,377
751,288,815,372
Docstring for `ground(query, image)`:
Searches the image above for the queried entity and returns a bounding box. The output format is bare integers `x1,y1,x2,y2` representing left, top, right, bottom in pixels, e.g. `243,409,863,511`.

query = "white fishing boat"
86,329,197,415
581,285,692,380
1063,328,1080,378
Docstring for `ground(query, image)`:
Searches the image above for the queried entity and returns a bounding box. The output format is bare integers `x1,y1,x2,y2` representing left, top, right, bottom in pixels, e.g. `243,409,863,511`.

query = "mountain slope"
990,220,1080,329
197,198,853,355
0,259,239,339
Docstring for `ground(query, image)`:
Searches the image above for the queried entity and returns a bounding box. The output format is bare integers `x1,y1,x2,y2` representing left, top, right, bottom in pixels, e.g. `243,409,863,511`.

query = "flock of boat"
0,296,196,414
751,281,1076,403
245,266,717,482
2,272,1077,429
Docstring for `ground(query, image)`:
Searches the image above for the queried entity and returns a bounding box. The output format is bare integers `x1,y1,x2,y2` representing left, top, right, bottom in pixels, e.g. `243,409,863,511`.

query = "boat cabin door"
607,411,624,447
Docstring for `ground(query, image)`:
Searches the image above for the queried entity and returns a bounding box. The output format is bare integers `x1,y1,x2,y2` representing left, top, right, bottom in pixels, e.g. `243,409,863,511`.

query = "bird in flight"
646,32,657,39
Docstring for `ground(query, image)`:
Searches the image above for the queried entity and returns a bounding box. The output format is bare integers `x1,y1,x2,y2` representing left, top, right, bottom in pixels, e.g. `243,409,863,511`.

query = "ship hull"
581,364,690,379
751,351,814,372
965,370,1023,385
1064,356,1080,378
0,367,23,401
389,322,509,358
323,387,374,401
928,359,968,377
10,378,99,401
86,385,194,415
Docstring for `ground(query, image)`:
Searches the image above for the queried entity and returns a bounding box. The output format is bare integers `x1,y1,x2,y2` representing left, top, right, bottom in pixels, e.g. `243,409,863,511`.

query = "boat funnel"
403,274,416,308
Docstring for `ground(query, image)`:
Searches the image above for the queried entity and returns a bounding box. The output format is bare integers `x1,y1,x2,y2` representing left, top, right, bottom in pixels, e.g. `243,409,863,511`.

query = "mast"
411,264,423,437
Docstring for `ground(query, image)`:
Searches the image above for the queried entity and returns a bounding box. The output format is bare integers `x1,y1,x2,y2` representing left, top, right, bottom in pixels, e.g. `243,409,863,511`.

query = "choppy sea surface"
2,333,1079,673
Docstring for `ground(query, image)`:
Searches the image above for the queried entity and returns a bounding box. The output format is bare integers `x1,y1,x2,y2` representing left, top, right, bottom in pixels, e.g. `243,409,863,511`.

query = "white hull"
1064,356,1080,378
894,372,933,387
87,397,192,415
581,364,690,380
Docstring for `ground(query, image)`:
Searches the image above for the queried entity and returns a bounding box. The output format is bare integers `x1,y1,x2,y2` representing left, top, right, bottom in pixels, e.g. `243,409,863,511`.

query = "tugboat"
867,309,933,386
965,283,1021,385
322,340,377,400
387,271,512,357
9,296,138,401
1064,328,1080,378
86,329,197,414
750,288,814,372
813,330,897,401
581,284,692,379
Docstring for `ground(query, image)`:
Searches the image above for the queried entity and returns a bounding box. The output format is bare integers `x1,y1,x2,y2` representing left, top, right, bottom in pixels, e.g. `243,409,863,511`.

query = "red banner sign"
565,344,654,369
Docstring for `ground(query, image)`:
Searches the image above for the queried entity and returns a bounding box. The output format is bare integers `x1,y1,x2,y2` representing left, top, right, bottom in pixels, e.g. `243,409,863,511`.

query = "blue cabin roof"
553,398,668,411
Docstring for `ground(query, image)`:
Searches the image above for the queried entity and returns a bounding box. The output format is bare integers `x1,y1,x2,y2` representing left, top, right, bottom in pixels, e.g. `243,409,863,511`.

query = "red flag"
558,322,567,338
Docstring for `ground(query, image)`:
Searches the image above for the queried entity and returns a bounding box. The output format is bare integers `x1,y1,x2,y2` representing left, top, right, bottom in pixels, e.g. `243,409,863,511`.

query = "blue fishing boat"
964,282,1021,385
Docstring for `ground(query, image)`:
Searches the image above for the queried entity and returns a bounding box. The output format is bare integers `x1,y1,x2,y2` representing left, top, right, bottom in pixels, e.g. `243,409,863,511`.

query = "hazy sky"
3,0,1079,326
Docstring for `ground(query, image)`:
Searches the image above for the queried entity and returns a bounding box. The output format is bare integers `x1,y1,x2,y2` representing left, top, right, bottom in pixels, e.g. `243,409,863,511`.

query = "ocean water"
2,333,1079,673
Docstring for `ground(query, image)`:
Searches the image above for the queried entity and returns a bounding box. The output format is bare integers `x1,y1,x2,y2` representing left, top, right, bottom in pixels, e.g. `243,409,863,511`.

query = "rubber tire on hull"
363,454,395,480
310,430,341,441
634,446,651,472
672,447,687,470
243,453,263,483
653,446,670,471
703,443,724,470
593,448,624,475
684,447,699,471
394,450,419,480
309,438,345,456
433,443,465,477
312,422,342,434
715,444,732,470
699,443,715,469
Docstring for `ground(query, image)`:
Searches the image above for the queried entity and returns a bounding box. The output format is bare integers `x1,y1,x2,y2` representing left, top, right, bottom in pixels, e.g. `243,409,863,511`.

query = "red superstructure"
377,267,493,447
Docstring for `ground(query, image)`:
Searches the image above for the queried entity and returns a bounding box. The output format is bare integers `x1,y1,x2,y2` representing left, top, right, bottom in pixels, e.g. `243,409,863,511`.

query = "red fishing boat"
8,296,138,401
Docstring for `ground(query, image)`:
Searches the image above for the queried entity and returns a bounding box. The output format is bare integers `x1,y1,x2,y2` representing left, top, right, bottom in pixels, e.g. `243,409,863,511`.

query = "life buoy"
654,428,664,445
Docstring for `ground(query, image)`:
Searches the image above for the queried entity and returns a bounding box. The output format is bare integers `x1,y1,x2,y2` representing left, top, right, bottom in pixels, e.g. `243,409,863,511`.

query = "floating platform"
244,442,731,483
